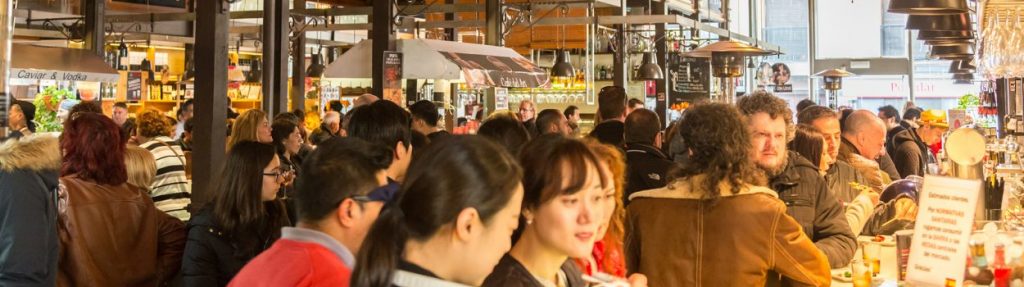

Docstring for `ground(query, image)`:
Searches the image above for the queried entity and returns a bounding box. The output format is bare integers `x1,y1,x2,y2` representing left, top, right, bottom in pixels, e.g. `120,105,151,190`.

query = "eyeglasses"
263,165,295,182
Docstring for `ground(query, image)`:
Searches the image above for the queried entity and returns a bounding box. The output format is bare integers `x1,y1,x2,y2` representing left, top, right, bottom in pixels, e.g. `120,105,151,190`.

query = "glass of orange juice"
861,241,882,276
851,259,872,287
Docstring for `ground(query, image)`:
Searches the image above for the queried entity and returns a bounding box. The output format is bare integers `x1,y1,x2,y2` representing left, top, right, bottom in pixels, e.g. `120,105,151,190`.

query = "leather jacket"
57,176,186,287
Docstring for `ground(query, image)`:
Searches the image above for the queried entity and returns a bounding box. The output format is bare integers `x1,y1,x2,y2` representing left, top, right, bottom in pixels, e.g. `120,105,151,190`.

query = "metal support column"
83,0,105,56
485,0,501,46
807,0,817,102
262,0,278,114
612,0,628,88
445,0,455,40
288,0,303,113
907,30,916,104
372,0,396,97
653,1,668,127
0,0,14,134
193,0,230,210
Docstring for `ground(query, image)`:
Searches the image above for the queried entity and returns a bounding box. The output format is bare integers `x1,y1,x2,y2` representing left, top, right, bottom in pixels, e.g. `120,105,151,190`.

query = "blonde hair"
124,145,157,192
228,109,267,149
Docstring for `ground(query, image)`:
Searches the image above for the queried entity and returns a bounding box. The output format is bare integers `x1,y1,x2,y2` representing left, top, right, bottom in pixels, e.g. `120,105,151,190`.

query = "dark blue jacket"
0,135,61,286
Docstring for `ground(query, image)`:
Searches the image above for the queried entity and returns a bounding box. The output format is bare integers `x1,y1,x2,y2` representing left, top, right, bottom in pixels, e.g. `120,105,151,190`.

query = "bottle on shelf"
600,65,608,80
994,243,1011,287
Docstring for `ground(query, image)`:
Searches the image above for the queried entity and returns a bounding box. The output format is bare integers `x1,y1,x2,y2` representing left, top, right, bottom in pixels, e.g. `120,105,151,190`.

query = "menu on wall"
906,175,981,287
127,71,143,101
668,55,710,104
494,87,509,111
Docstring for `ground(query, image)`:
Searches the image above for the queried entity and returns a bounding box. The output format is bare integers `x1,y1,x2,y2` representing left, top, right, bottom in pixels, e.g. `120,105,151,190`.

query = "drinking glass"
861,242,882,276
851,259,872,287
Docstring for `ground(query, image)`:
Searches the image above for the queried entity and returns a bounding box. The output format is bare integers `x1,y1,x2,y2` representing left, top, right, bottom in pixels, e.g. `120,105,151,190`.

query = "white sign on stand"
906,175,981,287
494,87,509,111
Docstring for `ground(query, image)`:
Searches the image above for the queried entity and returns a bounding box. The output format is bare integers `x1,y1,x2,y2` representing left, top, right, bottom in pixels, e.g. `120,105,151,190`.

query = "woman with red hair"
57,112,186,286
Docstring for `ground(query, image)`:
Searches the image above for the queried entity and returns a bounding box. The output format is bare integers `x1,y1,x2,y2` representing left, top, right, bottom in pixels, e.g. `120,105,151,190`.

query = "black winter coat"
482,254,585,287
769,151,857,268
624,143,674,205
181,208,279,287
825,161,867,204
0,135,61,287
891,128,932,178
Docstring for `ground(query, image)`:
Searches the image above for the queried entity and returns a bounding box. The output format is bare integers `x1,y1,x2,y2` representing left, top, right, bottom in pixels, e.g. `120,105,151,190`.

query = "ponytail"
351,205,408,287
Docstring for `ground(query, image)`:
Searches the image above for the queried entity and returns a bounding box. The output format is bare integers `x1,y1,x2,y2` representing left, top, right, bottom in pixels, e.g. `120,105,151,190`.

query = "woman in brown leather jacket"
57,113,186,286
625,104,831,287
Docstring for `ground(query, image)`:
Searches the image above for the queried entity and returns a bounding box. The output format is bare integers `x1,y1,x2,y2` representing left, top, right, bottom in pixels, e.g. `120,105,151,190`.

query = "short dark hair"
347,100,412,151
598,86,627,120
736,90,793,127
178,99,194,117
534,109,563,135
796,99,817,113
625,108,661,144
903,107,923,121
628,98,644,108
409,100,440,127
328,100,344,113
114,102,129,110
477,116,531,156
274,111,300,125
563,105,579,119
271,119,299,159
789,124,825,168
878,105,901,122
797,105,838,125
295,137,393,223
184,118,194,133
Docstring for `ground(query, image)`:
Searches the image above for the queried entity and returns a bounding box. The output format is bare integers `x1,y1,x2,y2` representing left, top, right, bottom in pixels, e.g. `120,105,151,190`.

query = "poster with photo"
383,52,404,106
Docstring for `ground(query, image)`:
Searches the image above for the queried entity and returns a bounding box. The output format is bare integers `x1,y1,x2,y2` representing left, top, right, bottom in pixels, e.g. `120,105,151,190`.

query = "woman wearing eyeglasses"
182,141,292,287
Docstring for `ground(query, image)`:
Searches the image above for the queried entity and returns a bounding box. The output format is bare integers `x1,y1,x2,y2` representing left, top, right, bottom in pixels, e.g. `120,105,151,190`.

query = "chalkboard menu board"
127,72,143,101
668,54,710,103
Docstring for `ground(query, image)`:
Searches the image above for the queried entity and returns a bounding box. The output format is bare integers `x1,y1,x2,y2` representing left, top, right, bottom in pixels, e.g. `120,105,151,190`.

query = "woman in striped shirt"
136,109,192,221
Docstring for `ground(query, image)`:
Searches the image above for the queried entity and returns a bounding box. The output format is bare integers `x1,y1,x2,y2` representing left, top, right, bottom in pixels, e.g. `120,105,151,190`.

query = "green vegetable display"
32,86,76,132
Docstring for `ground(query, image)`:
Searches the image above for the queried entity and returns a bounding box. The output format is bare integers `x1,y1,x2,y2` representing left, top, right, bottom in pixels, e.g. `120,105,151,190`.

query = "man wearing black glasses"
589,86,629,147
518,100,537,134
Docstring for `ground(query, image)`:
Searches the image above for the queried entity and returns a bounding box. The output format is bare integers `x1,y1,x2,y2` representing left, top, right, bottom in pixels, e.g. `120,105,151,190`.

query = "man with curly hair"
737,91,856,270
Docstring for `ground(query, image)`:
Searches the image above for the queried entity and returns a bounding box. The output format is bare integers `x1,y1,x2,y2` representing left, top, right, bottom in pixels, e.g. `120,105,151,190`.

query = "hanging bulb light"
636,51,663,80
140,57,153,81
550,49,576,78
888,0,968,15
747,57,756,69
118,39,128,58
248,59,262,83
306,53,325,78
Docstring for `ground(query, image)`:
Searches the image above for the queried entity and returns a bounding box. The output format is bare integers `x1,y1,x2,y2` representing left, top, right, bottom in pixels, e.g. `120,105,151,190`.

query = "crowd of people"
0,87,944,286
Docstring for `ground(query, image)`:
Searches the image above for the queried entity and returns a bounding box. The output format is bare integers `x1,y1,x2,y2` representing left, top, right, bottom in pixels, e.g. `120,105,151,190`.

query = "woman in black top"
482,135,611,287
181,141,291,286
351,136,524,287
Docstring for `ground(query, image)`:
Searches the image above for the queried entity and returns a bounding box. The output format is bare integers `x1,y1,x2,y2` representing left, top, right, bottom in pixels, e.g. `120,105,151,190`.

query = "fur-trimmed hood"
0,133,61,172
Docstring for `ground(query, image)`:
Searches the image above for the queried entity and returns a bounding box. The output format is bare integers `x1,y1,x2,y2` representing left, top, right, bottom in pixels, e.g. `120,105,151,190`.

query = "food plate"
858,235,897,247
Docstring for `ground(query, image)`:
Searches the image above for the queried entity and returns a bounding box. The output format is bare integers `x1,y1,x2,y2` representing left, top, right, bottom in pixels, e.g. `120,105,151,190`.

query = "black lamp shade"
906,13,970,30
918,30,974,40
306,54,325,78
953,73,973,81
711,52,744,78
948,60,976,73
888,0,968,15
248,59,262,82
925,39,970,46
636,51,664,80
928,44,973,59
550,50,576,78
118,41,128,57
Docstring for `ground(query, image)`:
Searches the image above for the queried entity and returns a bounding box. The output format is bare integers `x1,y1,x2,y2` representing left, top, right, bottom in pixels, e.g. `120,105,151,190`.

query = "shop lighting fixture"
949,59,977,73
636,51,664,80
306,53,325,78
906,13,970,30
928,43,974,59
687,40,775,103
888,0,968,15
813,69,856,110
953,73,974,82
918,30,974,40
551,50,576,79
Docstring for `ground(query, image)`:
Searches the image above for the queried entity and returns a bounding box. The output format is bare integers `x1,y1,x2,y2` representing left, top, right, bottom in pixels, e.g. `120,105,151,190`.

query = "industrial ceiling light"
953,73,974,81
906,13,970,30
918,30,974,40
306,53,325,78
636,51,663,80
550,49,576,79
248,59,262,83
948,59,977,73
928,43,974,59
925,39,970,46
888,0,968,15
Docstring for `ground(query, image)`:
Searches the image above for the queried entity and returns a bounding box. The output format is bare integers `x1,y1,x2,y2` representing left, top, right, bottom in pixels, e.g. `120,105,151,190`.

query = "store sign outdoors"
11,68,120,83
906,175,981,287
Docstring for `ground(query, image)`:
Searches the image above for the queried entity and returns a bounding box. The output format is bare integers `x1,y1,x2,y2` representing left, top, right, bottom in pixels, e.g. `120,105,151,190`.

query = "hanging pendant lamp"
953,73,973,81
550,49,576,78
248,59,262,82
636,51,664,80
918,30,974,40
307,53,325,78
925,39,971,46
906,13,970,30
948,60,977,73
928,43,974,59
888,0,968,15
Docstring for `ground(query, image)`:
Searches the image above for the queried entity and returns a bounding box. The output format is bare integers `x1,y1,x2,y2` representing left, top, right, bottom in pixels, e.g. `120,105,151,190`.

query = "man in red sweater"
230,137,395,286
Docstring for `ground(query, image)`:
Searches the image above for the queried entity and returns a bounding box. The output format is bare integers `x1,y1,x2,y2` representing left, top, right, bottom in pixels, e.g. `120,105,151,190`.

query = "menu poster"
127,71,143,101
906,175,981,287
494,87,509,111
668,55,710,103
383,52,404,107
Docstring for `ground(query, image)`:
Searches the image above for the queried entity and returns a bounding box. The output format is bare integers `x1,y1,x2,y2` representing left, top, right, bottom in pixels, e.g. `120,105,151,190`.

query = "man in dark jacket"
892,109,948,178
623,109,673,204
738,92,856,268
0,134,61,286
589,85,628,147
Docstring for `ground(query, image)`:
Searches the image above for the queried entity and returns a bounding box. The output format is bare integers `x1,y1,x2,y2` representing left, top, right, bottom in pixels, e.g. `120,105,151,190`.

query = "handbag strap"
156,139,187,168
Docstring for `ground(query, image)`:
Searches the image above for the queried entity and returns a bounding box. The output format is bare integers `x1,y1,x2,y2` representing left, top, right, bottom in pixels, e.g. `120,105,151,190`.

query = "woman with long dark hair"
351,136,524,287
789,124,829,176
482,135,610,287
625,104,829,286
57,112,185,286
181,141,291,286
